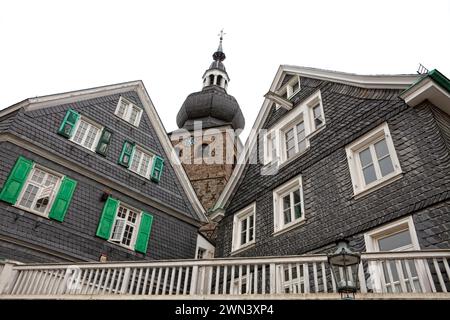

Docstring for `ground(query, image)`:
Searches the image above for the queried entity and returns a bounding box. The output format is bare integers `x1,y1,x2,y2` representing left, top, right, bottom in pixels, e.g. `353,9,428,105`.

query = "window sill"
278,146,311,169
13,204,51,220
353,172,403,200
273,218,306,237
107,239,136,252
114,114,140,128
306,124,326,140
230,242,255,256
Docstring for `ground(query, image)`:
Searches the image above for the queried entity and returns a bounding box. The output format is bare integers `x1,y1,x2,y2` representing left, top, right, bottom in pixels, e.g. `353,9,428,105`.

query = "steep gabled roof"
213,65,419,213
0,81,207,223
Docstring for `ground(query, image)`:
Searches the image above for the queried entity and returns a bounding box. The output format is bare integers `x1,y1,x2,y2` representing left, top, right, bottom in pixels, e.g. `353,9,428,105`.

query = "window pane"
293,189,301,205
249,216,254,242
362,164,377,185
378,156,395,177
73,120,88,144
283,195,291,211
84,125,99,149
129,149,142,173
139,153,152,177
18,184,39,208
359,148,373,167
294,203,302,219
285,128,294,140
284,209,292,224
111,218,125,241
129,107,139,125
292,81,299,94
374,139,389,159
378,230,412,251
117,100,129,118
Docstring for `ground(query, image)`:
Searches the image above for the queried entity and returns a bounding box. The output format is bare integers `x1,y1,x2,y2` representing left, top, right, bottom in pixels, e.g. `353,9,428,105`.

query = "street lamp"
328,238,361,300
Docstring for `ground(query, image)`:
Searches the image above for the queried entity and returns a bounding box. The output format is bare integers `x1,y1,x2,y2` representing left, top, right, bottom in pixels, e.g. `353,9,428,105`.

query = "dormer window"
115,97,143,127
286,76,301,99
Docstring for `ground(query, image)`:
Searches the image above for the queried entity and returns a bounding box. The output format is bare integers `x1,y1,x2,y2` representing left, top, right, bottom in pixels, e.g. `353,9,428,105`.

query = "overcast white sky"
1,0,449,141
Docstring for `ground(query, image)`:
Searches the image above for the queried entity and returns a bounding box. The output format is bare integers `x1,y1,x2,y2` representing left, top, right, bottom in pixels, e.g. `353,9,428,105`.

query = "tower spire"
213,29,226,62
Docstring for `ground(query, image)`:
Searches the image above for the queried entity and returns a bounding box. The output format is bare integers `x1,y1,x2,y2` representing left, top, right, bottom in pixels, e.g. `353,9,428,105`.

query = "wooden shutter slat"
48,177,77,222
134,212,153,254
96,197,119,240
0,156,34,204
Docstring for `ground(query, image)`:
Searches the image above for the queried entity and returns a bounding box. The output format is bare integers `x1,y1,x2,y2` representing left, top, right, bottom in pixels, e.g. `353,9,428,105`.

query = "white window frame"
115,96,143,127
306,92,325,132
69,116,103,152
346,122,402,197
273,175,305,234
129,146,154,179
263,90,324,165
280,118,308,163
15,165,63,218
364,216,431,293
108,202,142,250
279,75,301,99
231,203,256,253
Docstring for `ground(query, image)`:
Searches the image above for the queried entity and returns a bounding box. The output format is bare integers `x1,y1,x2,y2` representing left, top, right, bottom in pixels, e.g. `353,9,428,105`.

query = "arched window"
216,75,223,86
209,74,215,86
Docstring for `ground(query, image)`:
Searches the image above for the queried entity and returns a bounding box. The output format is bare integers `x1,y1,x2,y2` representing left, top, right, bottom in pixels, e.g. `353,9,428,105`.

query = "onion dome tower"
176,32,245,131
170,31,244,220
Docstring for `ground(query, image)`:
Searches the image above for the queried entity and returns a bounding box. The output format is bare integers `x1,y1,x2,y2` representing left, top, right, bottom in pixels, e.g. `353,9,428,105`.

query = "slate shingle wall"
9,91,196,219
215,78,450,258
0,142,198,262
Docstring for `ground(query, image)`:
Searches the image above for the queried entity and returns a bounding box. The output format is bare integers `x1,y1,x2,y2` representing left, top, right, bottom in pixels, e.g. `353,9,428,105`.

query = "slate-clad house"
0,81,207,263
213,65,450,270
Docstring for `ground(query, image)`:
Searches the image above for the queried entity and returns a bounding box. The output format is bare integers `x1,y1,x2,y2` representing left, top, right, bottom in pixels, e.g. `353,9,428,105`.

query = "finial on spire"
213,29,226,62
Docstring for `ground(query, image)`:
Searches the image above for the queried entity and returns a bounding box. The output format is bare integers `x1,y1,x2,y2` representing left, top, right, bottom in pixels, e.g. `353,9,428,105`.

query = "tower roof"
176,32,245,131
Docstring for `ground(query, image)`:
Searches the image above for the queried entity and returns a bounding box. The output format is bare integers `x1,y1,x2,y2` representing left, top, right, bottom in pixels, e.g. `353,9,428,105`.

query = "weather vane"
218,29,226,41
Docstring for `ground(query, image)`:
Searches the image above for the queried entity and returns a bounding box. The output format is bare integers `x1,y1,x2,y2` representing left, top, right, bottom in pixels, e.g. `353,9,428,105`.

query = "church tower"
170,33,245,218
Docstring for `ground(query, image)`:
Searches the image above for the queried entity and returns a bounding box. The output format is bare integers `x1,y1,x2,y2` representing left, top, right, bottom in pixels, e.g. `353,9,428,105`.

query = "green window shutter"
95,128,113,156
150,156,164,182
118,141,135,167
0,156,34,204
135,212,153,254
57,109,80,138
48,177,77,222
96,196,119,240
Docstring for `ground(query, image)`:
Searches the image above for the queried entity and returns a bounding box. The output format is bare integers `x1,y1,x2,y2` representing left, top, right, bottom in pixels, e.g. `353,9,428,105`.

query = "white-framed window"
346,123,402,196
16,166,62,217
129,146,154,178
273,176,304,234
364,216,431,293
231,203,256,252
70,116,102,151
308,93,325,131
280,75,301,99
110,204,141,250
115,96,143,127
263,90,324,165
282,119,307,160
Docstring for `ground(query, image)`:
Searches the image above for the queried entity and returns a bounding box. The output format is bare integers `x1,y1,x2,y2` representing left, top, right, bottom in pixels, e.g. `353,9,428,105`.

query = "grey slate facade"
215,75,450,257
0,87,203,263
